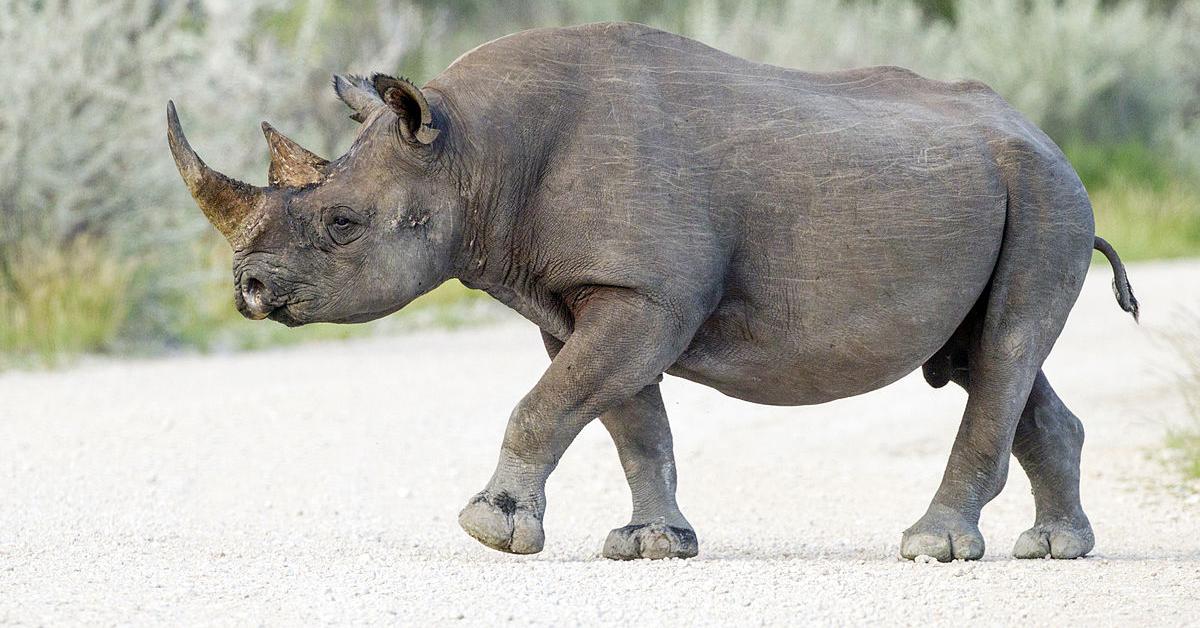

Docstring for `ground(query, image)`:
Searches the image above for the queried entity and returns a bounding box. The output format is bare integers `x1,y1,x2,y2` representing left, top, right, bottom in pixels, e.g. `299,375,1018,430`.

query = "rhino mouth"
265,302,396,326
266,305,305,327
327,307,398,325
260,296,404,327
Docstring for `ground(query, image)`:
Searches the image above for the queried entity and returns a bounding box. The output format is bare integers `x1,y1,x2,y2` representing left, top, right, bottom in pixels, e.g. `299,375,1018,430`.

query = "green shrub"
1063,141,1200,262
1065,142,1179,192
1090,176,1200,261
0,238,133,365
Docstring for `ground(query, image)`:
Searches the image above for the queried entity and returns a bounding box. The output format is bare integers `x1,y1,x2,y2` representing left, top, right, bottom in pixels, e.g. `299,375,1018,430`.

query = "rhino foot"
901,504,985,562
603,522,698,560
458,490,544,554
1013,517,1094,559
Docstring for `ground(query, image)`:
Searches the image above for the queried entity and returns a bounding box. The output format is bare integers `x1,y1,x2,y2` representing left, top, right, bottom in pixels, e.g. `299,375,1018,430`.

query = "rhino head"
167,74,459,326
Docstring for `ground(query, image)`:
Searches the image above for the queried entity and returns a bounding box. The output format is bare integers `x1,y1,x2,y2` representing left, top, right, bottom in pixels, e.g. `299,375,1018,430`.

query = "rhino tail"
1093,236,1139,322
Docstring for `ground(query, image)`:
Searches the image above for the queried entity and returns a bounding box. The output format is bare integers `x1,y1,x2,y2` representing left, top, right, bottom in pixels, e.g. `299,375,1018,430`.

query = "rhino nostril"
241,277,269,313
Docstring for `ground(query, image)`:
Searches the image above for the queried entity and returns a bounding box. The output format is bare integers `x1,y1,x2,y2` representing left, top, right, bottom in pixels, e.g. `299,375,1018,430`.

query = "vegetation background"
0,0,1198,479
0,0,1197,367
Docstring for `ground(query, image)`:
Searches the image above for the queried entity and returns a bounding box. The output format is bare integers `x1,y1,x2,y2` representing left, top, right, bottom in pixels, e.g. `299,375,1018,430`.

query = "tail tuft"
1094,236,1139,322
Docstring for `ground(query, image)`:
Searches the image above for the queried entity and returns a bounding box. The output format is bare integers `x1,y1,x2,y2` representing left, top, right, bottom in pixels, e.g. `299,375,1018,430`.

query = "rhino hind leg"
902,172,1094,562
924,352,1095,560
1011,371,1094,559
902,326,1051,562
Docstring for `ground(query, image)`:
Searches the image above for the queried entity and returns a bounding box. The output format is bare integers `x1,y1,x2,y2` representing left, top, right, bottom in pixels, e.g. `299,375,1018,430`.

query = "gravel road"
2,261,1199,626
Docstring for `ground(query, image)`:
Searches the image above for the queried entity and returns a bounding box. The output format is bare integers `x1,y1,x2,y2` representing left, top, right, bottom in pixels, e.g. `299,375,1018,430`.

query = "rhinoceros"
167,22,1139,562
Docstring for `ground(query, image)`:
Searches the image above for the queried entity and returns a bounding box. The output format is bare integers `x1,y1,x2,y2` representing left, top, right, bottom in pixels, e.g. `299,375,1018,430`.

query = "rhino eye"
323,206,366,246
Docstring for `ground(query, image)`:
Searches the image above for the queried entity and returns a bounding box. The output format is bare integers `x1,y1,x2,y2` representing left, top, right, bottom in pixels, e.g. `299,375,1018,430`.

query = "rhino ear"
332,74,384,123
372,74,440,145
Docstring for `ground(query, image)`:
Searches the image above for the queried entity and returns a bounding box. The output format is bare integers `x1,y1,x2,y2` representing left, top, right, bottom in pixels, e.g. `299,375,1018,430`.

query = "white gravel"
2,261,1199,626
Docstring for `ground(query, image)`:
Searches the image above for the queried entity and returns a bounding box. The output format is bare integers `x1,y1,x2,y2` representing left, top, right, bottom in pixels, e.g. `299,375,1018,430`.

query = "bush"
1064,142,1178,192
0,237,133,365
1090,177,1200,260
0,0,306,356
1167,426,1200,481
1064,142,1200,262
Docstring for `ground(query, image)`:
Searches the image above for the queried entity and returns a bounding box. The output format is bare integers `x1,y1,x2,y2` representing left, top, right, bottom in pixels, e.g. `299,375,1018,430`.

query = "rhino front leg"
599,385,697,559
458,289,695,555
539,331,697,559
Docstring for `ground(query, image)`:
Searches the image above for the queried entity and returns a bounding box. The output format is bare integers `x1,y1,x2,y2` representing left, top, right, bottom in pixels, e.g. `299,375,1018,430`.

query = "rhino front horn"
167,101,264,243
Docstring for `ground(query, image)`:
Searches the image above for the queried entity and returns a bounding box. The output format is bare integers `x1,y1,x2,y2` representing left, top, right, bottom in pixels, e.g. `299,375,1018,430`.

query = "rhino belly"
667,207,1003,406
669,291,978,406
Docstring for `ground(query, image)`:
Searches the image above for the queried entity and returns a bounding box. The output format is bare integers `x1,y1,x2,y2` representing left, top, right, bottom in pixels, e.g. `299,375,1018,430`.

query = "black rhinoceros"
167,22,1138,562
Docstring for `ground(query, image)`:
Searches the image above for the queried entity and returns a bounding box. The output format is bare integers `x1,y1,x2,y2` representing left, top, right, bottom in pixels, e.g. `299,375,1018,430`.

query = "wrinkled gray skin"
168,22,1140,562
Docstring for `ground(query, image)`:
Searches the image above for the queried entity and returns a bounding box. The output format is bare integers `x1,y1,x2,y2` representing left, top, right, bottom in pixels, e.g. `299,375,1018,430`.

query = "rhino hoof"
1013,519,1094,559
458,491,544,554
901,505,985,562
603,522,698,560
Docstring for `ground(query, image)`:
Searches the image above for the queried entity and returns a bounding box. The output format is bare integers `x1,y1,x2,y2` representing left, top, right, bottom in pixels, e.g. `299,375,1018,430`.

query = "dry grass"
1165,314,1200,480
1091,177,1200,261
0,237,134,365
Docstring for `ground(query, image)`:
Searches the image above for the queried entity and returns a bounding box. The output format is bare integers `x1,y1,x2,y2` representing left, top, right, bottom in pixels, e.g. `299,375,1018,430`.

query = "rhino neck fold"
429,80,578,340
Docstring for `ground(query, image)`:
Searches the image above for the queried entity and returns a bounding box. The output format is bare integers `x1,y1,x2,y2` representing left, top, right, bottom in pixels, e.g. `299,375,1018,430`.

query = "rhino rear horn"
166,101,264,243
261,122,329,187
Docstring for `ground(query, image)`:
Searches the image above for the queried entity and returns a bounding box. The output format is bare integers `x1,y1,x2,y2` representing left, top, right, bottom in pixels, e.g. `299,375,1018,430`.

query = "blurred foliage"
1067,141,1200,261
0,0,1198,366
1166,431,1200,480
1168,421,1200,480
0,237,133,366
1090,178,1200,261
1065,142,1178,192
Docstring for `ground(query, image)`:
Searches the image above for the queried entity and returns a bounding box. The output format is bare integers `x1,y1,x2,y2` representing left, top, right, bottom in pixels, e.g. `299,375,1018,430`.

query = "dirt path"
2,261,1198,626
